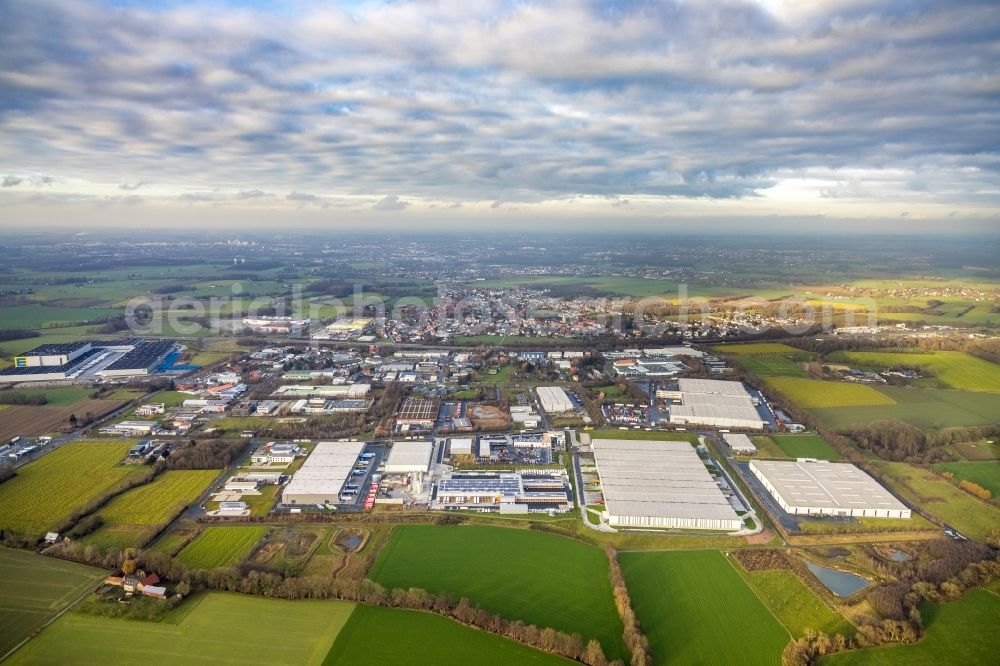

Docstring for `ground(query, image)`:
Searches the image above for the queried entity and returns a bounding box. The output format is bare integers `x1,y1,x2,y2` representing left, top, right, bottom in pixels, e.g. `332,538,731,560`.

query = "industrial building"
448,438,474,456
384,440,434,474
723,433,757,454
536,386,574,413
433,471,572,513
394,398,439,429
591,438,743,531
750,459,911,519
282,441,366,505
668,378,766,430
271,384,371,400
0,339,179,382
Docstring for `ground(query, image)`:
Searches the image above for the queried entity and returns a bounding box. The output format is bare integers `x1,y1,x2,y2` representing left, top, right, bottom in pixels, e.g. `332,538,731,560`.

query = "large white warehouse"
668,378,766,430
385,441,434,474
591,438,743,531
536,386,574,413
282,441,366,505
750,459,911,519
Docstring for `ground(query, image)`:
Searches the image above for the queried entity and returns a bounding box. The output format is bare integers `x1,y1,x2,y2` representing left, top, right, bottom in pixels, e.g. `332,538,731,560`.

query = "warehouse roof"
750,459,908,512
677,378,752,397
592,439,740,523
386,440,433,471
723,433,757,453
282,441,365,499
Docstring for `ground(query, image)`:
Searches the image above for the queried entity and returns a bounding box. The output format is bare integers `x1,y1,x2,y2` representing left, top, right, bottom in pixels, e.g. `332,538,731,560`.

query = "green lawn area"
770,435,844,461
82,470,219,549
712,342,804,356
1,387,93,406
750,435,792,459
830,351,1000,392
0,548,106,658
588,430,697,444
0,304,124,330
323,604,568,665
766,378,896,408
931,461,1000,496
620,550,789,665
369,524,626,661
737,568,854,638
8,592,355,665
177,526,268,569
0,441,140,536
822,589,999,666
812,387,1000,430
150,390,195,407
738,355,810,378
870,461,1000,541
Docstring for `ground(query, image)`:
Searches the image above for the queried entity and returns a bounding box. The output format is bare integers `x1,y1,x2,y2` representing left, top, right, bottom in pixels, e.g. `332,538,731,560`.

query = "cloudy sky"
1,0,998,232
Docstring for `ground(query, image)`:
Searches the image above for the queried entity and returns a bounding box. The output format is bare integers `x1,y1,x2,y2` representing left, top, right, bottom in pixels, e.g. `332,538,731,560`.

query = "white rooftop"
677,378,752,397
750,459,909,512
386,440,433,472
282,441,365,499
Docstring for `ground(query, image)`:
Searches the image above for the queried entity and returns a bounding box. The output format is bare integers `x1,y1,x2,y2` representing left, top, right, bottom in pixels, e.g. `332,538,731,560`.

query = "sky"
0,0,998,233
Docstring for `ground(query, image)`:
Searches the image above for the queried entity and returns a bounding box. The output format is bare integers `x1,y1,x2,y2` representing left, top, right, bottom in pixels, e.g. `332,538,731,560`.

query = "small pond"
336,532,364,552
806,562,870,597
890,549,911,562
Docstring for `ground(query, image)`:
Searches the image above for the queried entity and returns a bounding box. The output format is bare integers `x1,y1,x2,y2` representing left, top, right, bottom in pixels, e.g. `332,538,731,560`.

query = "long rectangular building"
537,386,574,413
669,378,766,430
591,438,742,531
749,459,911,519
282,441,366,505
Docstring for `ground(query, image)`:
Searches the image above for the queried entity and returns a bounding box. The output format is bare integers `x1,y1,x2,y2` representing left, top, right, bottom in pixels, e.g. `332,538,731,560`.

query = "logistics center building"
668,378,766,430
591,438,743,531
282,441,366,505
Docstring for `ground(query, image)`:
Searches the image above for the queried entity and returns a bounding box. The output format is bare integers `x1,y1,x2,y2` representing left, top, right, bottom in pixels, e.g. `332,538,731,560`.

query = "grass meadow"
369,524,626,661
930,461,1000,496
769,435,845,461
177,526,269,569
830,351,1000,392
765,378,896,408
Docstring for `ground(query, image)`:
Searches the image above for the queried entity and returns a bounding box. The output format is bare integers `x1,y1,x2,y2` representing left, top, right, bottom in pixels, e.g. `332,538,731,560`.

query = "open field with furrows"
7,592,355,666
0,399,130,441
712,342,805,356
82,470,220,549
811,387,1000,430
769,434,845,460
0,548,106,659
177,526,269,569
323,604,569,666
930,461,1000,496
369,524,626,661
869,461,1000,541
829,351,1000,392
1,386,93,406
736,567,855,638
765,378,896,408
0,441,141,535
822,589,1000,666
620,550,789,665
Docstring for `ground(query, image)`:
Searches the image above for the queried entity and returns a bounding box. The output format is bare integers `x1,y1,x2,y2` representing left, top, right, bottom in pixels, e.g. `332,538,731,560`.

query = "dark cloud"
2,176,22,187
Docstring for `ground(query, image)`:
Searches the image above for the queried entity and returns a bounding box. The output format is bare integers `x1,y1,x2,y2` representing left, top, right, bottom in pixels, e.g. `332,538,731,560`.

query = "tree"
68,413,78,427
176,581,190,597
122,559,137,575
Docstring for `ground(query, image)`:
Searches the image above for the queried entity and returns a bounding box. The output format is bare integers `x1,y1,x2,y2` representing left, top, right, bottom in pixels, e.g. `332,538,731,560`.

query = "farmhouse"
749,459,912,519
282,440,366,505
591,438,743,531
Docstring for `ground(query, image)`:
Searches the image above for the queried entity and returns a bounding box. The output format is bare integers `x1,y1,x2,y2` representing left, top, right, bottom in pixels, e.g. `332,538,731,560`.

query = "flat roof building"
282,441,366,505
723,433,757,454
536,386,574,413
668,379,766,430
749,459,911,519
434,471,572,513
385,440,433,474
591,438,742,531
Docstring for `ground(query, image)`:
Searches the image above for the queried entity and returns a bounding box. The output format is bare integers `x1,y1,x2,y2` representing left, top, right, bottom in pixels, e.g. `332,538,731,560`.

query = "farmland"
737,355,809,378
765,378,896,408
1,386,93,406
0,398,130,442
0,548,106,659
8,592,355,665
0,304,124,330
324,604,568,666
811,387,1000,430
177,526,269,569
870,461,1000,541
0,441,141,535
829,351,1000,392
822,589,999,666
83,470,220,549
930,461,1000,496
620,550,789,665
769,435,845,461
369,524,626,661
712,342,804,356
737,567,854,638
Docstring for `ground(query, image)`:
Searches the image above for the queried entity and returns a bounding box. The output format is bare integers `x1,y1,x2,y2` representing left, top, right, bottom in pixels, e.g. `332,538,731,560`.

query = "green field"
148,390,195,407
369,525,626,660
931,461,1000,496
588,430,697,444
620,550,789,665
713,342,804,356
1,387,93,406
83,470,219,549
0,304,124,330
0,441,139,535
812,387,1000,430
0,548,106,658
738,568,854,638
324,604,568,666
766,378,896,408
769,435,844,461
738,355,809,378
8,592,355,665
177,526,269,569
871,461,1000,541
830,351,1000,392
822,589,999,666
